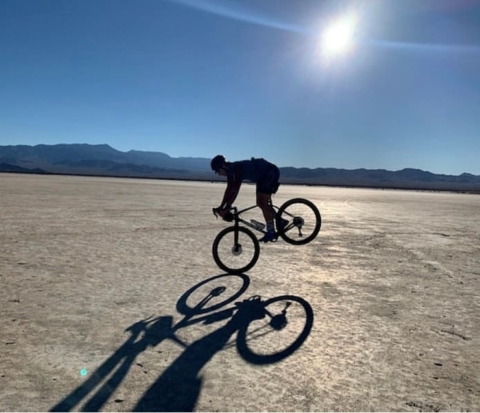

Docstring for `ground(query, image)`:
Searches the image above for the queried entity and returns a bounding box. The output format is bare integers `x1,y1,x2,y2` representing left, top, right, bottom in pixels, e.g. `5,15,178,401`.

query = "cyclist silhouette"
211,155,286,242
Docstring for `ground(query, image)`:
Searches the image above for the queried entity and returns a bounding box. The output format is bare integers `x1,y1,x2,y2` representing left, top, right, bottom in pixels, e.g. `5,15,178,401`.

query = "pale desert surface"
1,173,479,412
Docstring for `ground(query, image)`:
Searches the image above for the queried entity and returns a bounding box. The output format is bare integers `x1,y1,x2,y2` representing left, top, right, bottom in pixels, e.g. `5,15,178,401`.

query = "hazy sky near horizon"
1,0,480,175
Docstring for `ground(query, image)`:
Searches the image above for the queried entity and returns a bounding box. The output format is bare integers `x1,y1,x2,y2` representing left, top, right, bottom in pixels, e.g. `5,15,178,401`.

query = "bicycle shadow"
50,273,314,412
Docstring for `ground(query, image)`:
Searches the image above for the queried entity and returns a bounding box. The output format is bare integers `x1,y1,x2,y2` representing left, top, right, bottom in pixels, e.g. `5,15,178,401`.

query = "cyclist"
211,155,287,242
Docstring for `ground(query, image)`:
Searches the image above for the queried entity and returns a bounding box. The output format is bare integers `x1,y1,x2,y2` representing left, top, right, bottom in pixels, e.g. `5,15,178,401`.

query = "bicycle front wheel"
276,198,321,245
212,226,260,274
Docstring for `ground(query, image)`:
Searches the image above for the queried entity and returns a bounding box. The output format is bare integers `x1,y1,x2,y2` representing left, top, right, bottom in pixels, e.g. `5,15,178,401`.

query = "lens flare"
169,0,306,33
321,14,357,57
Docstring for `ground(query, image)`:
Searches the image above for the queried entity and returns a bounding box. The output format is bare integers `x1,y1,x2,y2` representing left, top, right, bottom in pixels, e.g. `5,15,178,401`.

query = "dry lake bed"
1,173,479,412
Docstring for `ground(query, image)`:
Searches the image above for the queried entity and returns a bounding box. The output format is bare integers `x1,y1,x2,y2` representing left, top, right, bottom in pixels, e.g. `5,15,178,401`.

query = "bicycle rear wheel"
212,226,260,274
275,198,321,245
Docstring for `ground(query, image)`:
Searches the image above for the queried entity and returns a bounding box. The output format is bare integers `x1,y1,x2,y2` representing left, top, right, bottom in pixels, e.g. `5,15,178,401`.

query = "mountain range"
1,143,479,192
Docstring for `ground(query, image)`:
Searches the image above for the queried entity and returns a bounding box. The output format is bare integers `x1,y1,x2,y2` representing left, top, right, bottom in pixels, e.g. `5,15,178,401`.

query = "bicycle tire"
275,198,321,245
212,226,260,274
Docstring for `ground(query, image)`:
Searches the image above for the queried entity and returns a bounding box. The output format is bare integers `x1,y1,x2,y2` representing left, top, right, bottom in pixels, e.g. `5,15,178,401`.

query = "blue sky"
1,0,480,175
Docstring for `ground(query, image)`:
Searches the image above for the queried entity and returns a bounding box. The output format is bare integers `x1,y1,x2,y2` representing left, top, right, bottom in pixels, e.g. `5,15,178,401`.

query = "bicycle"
52,273,314,412
212,198,321,273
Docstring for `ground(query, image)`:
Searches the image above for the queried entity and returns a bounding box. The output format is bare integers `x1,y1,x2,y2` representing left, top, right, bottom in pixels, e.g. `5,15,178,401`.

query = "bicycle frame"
228,204,280,236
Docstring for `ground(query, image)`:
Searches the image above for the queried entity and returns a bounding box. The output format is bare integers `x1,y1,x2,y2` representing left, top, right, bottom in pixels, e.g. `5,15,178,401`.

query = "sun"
321,15,357,57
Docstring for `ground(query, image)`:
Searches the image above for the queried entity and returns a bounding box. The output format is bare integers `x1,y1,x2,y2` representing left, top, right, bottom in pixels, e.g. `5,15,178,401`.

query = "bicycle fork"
232,219,242,254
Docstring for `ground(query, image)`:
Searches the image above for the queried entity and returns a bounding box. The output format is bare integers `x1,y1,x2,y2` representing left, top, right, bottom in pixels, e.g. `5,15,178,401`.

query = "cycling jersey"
226,158,277,183
219,158,280,209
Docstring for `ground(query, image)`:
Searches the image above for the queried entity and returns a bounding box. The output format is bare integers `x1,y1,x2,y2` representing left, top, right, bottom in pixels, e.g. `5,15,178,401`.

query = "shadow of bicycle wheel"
235,295,314,365
176,273,250,316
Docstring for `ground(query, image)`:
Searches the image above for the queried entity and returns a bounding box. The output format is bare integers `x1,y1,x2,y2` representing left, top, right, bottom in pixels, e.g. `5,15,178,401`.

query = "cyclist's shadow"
50,273,249,412
50,273,314,412
134,295,268,411
50,315,184,412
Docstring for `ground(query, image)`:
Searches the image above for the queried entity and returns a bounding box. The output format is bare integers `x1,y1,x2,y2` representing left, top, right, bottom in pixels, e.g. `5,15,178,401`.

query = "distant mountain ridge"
1,143,479,192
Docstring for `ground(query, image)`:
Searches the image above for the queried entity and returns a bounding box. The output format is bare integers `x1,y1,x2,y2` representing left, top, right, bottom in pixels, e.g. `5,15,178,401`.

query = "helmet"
210,154,226,172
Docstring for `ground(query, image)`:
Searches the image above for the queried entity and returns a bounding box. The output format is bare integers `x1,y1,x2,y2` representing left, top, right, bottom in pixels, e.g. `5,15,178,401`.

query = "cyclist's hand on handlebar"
213,207,232,221
212,207,225,218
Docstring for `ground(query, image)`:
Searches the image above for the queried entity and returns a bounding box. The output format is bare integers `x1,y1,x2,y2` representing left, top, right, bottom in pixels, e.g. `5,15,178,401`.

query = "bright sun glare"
321,15,357,58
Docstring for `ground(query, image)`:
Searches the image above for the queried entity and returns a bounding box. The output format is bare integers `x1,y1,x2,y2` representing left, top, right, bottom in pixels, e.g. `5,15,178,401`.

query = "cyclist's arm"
219,164,243,209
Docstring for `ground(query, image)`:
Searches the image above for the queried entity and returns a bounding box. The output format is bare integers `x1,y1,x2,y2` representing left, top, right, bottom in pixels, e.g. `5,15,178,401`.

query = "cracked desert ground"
1,173,479,412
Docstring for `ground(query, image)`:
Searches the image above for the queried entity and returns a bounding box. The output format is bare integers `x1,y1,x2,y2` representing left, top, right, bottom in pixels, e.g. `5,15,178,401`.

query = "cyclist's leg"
256,167,280,242
257,192,276,242
256,166,279,220
257,192,274,222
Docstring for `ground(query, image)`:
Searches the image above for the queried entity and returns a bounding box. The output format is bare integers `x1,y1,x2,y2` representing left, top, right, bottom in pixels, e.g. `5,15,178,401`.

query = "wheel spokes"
281,204,317,240
216,230,257,271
